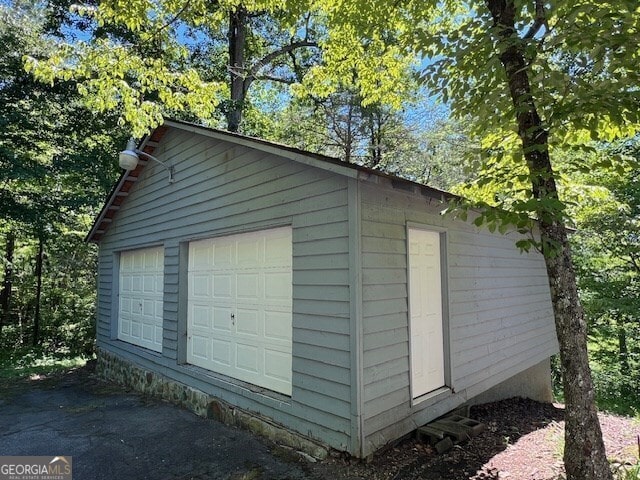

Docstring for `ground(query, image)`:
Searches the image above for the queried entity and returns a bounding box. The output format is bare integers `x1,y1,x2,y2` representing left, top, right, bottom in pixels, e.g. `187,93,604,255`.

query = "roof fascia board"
85,171,127,243
85,135,155,243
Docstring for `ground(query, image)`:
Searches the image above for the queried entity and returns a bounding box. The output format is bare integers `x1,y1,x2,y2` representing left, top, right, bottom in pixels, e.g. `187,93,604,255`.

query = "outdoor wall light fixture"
119,138,175,183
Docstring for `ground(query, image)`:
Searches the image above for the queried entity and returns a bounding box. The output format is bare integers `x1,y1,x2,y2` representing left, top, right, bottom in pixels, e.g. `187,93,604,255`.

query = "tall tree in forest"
223,6,319,131
274,91,473,190
25,0,640,477
302,1,639,479
0,232,15,334
568,140,640,413
28,0,321,134
1,0,124,346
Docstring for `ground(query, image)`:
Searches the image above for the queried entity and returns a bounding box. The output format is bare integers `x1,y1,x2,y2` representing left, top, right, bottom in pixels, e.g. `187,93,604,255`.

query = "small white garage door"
187,227,293,395
118,246,164,352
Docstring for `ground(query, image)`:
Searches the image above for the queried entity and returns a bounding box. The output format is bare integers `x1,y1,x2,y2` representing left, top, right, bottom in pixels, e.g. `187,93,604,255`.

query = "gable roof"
86,119,456,243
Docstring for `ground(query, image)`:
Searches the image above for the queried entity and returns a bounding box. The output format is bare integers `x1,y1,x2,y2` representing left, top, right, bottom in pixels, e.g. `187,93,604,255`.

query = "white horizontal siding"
97,128,353,452
359,181,557,455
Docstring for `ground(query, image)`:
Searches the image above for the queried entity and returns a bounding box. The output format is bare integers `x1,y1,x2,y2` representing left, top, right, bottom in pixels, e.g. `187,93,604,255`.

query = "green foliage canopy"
26,0,320,135
305,0,640,206
25,0,421,137
1,0,125,352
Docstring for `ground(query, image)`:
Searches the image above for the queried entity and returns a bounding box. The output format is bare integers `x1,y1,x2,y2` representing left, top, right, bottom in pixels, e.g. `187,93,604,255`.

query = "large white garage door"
118,246,164,352
187,227,293,395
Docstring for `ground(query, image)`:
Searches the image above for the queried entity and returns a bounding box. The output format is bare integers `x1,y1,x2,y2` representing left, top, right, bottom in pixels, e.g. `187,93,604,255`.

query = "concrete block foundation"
467,358,555,406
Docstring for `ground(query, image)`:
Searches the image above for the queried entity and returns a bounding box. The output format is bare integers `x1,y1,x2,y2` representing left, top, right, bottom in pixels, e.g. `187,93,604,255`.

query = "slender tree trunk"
0,231,15,335
616,315,630,375
227,7,247,132
33,236,44,346
540,220,611,479
368,111,383,168
344,102,354,163
485,1,612,479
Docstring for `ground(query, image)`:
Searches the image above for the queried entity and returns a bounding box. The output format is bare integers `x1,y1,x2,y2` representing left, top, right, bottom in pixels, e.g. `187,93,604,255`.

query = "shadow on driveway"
0,365,317,480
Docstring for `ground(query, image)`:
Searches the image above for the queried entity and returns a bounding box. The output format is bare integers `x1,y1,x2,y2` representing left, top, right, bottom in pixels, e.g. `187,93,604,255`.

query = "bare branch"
627,252,640,274
247,10,267,18
155,0,192,36
254,74,296,85
523,0,547,40
247,40,318,81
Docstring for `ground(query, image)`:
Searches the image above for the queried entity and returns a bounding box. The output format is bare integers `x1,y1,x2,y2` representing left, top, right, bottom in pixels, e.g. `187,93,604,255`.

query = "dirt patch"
311,398,640,480
4,365,637,480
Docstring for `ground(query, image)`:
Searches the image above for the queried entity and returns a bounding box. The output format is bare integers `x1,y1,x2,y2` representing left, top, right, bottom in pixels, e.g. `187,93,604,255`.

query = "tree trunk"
485,1,612,479
540,221,611,479
0,231,15,335
33,236,44,346
616,315,630,375
344,102,355,163
368,110,383,168
227,7,247,132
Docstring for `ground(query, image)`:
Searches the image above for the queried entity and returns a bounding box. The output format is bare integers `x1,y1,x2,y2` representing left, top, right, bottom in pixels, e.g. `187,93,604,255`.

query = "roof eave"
85,126,170,243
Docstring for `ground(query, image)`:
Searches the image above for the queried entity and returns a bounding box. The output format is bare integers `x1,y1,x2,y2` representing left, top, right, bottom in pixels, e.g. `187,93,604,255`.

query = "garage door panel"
264,349,291,380
213,242,234,268
118,246,164,353
265,233,292,266
190,242,212,270
191,335,210,360
142,324,154,342
121,319,130,335
191,274,211,297
212,339,231,365
191,304,211,329
130,299,142,315
187,227,292,395
143,299,155,316
144,250,157,268
213,274,234,298
264,351,292,396
237,238,260,266
121,253,132,270
236,308,259,335
121,275,132,292
237,273,260,300
120,297,131,314
212,306,233,331
131,275,143,293
264,272,291,300
236,344,259,373
264,311,291,341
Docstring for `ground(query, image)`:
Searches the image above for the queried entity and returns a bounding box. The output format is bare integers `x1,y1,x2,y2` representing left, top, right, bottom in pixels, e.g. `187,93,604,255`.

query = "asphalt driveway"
0,365,316,480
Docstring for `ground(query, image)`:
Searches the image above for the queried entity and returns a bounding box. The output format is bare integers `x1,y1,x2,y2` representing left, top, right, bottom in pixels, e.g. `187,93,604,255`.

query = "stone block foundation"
96,348,329,459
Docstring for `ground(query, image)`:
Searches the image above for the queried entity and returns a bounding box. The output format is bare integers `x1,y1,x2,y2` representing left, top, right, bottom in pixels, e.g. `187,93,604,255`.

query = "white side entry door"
408,227,445,398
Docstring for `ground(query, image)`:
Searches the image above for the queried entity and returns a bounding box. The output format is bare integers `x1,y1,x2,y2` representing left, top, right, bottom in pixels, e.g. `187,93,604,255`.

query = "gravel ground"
311,398,640,480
